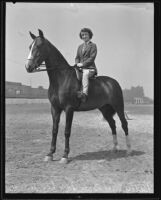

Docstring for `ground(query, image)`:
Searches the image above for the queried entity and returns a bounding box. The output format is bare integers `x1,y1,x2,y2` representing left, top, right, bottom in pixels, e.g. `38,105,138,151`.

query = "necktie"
82,43,87,53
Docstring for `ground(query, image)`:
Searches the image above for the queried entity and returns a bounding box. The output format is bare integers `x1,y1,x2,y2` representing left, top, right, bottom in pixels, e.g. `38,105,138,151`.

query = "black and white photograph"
4,2,154,194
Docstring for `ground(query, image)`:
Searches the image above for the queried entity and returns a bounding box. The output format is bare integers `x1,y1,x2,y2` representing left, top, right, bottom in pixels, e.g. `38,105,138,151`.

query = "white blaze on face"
28,41,35,60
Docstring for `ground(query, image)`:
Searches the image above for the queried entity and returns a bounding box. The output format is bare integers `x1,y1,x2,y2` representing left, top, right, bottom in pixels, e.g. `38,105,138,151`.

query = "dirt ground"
5,100,153,193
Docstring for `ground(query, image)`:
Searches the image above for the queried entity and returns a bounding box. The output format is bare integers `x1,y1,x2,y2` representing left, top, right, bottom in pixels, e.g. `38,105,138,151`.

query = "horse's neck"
45,41,69,67
45,41,71,86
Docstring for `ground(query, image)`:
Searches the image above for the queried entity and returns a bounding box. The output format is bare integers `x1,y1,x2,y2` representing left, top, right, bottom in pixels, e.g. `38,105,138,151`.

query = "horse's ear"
38,29,44,38
29,31,36,40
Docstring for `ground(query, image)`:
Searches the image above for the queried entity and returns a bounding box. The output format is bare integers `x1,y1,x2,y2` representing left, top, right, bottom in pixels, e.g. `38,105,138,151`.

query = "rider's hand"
77,63,83,68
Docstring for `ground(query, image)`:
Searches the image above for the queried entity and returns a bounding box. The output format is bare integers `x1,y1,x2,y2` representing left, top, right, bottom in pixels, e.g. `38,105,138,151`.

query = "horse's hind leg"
116,108,131,154
99,105,119,151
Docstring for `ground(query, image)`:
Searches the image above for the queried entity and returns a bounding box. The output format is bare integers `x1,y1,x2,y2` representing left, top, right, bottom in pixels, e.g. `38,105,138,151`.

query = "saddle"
74,65,97,81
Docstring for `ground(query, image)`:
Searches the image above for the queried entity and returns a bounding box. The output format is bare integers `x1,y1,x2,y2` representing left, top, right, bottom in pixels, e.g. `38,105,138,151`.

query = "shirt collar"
84,40,91,45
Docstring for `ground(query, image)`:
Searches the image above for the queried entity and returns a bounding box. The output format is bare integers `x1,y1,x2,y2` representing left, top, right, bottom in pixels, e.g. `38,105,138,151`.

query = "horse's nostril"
25,64,32,73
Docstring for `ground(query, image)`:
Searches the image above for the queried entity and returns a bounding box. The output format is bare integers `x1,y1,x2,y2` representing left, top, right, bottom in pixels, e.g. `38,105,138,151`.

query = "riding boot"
77,91,87,103
81,93,87,103
77,91,83,98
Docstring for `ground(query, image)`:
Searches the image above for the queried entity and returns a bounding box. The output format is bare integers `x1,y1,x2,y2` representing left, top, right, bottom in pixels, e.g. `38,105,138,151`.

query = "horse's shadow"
70,149,145,162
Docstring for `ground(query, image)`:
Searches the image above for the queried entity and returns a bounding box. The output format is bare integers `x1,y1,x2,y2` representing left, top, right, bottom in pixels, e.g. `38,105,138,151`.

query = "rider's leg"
82,69,95,95
82,69,90,95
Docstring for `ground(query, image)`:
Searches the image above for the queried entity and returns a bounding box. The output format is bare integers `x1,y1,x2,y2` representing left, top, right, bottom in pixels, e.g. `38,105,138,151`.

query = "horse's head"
25,29,49,73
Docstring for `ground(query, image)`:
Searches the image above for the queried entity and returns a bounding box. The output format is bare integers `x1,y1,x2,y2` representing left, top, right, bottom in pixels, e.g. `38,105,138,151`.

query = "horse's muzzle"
25,60,36,73
25,64,33,73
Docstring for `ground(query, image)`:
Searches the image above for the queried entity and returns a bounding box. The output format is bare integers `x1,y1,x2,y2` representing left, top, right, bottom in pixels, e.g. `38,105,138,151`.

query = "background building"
123,86,153,104
5,81,153,104
6,81,48,98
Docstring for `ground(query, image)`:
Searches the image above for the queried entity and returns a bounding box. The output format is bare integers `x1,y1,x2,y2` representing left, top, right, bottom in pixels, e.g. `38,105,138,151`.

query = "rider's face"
81,32,90,43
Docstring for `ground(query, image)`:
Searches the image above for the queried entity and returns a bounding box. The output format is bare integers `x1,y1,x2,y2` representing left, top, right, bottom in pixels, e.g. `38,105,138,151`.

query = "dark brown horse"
25,29,131,163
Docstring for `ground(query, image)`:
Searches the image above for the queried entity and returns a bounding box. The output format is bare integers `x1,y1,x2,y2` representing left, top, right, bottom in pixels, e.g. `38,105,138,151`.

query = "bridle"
27,58,56,73
29,63,55,73
27,61,78,73
27,41,56,73
27,39,75,73
27,36,76,73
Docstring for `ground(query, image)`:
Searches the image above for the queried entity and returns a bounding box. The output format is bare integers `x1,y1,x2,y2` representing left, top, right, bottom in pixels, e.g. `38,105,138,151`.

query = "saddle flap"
75,68,83,81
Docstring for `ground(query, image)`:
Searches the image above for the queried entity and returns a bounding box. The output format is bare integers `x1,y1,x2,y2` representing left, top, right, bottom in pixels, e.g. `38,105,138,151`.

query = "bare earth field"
5,99,153,193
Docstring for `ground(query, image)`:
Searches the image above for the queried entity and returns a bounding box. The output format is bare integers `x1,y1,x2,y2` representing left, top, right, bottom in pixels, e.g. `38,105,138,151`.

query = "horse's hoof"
44,155,53,162
59,157,68,164
126,148,132,155
113,145,119,152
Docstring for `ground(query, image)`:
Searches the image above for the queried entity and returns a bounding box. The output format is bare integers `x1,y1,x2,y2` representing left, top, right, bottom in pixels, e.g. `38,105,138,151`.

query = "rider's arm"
75,46,80,64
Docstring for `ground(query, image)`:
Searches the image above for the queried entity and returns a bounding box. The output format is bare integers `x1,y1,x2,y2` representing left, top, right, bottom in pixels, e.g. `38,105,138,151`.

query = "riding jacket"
75,41,97,73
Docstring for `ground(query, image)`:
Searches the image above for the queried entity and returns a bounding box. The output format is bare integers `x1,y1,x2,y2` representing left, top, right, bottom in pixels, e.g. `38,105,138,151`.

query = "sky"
6,3,154,98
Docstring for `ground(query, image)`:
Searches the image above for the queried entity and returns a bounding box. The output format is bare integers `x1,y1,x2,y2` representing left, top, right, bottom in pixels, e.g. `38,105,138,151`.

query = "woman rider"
75,28,98,102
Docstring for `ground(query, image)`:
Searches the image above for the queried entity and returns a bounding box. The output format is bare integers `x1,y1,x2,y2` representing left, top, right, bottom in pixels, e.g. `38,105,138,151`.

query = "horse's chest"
49,91,74,108
58,91,73,104
48,93,58,105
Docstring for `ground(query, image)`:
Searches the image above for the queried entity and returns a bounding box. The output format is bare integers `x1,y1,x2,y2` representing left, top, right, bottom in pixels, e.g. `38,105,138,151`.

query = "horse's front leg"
60,107,74,164
44,105,62,162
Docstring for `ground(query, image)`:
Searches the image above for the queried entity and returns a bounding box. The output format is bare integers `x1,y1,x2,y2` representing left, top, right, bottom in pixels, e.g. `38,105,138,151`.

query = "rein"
31,64,55,73
31,63,79,73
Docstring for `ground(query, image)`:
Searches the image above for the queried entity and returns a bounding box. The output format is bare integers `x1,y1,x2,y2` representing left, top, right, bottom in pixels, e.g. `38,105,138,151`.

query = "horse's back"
76,75,124,111
89,75,123,96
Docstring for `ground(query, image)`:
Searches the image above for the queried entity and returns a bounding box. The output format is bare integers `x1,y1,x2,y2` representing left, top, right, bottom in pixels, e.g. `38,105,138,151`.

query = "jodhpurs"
82,69,95,95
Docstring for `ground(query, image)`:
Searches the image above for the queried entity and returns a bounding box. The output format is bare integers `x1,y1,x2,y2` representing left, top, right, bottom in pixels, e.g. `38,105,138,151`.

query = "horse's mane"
46,39,70,67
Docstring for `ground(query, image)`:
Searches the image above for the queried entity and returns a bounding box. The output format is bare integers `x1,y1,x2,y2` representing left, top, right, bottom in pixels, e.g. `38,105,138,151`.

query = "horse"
25,29,131,164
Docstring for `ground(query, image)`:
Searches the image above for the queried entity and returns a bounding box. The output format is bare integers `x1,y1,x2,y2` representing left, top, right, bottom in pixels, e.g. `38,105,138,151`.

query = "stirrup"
81,93,87,103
